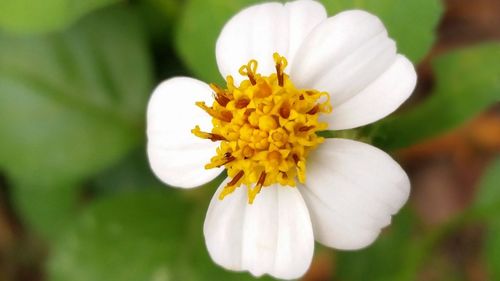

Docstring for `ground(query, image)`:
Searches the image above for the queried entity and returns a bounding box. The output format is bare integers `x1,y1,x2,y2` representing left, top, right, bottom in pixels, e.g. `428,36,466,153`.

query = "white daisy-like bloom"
147,0,416,279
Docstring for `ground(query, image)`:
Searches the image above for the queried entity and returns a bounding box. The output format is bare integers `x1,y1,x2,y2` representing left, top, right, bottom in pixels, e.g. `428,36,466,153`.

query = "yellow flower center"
192,53,332,203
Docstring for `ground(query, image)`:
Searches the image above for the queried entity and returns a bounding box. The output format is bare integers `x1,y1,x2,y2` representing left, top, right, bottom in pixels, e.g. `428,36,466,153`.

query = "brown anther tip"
216,156,235,167
220,111,233,122
214,93,230,107
248,75,256,85
298,125,315,132
307,105,319,115
279,104,291,119
292,154,299,164
276,65,284,87
228,171,244,186
235,97,250,109
257,172,266,186
209,133,226,142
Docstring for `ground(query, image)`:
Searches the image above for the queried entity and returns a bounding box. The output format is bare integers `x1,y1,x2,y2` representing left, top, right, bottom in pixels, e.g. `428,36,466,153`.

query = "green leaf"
48,190,272,281
321,0,443,63
175,0,259,83
472,157,500,212
89,150,163,196
138,0,180,38
0,0,121,34
175,0,441,82
485,219,500,280
0,6,153,186
477,158,500,279
48,190,190,281
0,7,153,240
372,43,500,151
10,179,79,239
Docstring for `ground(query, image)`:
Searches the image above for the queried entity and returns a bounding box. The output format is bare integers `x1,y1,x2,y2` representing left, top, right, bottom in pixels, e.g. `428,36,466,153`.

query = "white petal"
204,180,314,279
291,10,416,129
325,55,416,129
147,77,223,188
216,0,327,84
299,138,410,250
285,0,328,68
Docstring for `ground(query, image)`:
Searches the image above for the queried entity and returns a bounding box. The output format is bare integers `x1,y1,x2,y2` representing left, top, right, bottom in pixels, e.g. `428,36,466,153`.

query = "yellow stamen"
248,172,266,204
193,52,332,203
239,59,258,85
210,83,230,106
273,53,288,86
196,101,233,122
219,171,245,200
191,126,226,141
205,152,235,169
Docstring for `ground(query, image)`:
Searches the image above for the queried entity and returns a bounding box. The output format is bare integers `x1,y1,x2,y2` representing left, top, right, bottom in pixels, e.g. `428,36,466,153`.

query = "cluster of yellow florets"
192,53,331,203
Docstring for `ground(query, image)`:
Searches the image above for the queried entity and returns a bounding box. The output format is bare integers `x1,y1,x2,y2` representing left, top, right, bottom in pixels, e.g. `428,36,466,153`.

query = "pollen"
192,53,332,204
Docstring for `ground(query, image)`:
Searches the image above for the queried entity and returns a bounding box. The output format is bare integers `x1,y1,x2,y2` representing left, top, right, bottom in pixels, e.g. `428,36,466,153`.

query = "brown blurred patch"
0,175,45,281
417,0,500,102
400,108,500,226
0,175,15,281
418,225,489,281
399,0,500,226
440,0,500,49
303,250,334,281
396,1,500,279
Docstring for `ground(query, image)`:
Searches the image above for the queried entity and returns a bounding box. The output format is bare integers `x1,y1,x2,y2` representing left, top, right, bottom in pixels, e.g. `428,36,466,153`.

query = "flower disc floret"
192,53,332,203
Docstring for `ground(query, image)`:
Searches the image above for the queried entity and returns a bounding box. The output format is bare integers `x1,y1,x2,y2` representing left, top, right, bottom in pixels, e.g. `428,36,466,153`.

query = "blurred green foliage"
176,0,258,83
0,6,153,240
321,0,442,64
477,158,500,280
473,157,500,213
0,7,151,187
0,0,498,280
0,0,120,33
49,190,192,281
486,219,500,280
48,189,273,281
372,43,500,150
176,0,442,83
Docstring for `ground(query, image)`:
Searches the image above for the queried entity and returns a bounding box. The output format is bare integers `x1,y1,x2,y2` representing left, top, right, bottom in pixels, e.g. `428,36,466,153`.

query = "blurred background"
0,0,499,280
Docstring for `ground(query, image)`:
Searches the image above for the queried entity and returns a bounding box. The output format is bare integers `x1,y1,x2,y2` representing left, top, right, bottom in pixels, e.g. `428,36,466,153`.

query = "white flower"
147,0,416,279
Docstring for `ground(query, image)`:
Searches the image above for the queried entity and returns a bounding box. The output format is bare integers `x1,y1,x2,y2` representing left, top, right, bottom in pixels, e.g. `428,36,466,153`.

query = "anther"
275,65,283,86
228,170,245,186
210,83,231,106
239,60,258,85
307,104,319,115
196,101,233,122
191,126,226,142
279,101,291,119
273,53,288,87
248,172,266,204
205,154,235,169
235,97,250,109
298,125,315,132
219,170,245,200
193,53,332,203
